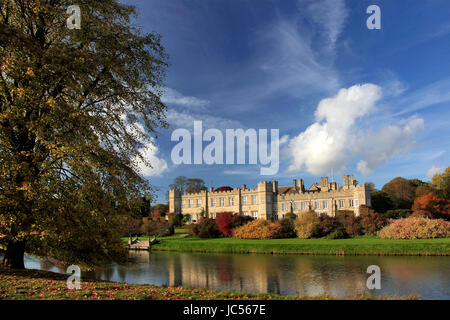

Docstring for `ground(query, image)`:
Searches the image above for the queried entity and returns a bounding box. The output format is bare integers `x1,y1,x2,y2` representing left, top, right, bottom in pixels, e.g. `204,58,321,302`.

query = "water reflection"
24,252,450,299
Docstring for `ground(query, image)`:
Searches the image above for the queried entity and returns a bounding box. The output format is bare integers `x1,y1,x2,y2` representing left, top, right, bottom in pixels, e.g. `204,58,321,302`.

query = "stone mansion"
169,175,372,222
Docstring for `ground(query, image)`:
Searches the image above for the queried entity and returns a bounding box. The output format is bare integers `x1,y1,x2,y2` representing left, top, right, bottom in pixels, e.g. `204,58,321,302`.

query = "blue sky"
122,0,450,203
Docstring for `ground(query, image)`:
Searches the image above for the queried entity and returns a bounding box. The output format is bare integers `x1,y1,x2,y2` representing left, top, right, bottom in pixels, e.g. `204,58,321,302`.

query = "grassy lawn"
149,236,450,256
0,267,408,300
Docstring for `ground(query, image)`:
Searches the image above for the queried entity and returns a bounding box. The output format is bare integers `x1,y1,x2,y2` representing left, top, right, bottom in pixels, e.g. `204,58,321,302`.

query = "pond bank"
149,237,450,256
0,267,404,300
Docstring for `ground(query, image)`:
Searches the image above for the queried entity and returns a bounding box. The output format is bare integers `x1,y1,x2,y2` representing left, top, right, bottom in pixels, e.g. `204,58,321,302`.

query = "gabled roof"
278,186,297,195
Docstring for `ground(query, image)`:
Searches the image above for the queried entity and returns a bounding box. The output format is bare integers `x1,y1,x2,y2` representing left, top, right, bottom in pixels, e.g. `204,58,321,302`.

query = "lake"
24,252,450,299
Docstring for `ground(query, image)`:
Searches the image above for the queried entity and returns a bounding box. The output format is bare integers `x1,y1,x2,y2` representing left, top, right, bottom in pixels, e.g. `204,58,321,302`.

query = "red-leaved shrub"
215,212,235,236
378,217,450,239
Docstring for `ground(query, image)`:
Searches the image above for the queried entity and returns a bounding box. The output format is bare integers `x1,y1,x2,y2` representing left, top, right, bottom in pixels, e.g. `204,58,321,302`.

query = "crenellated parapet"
171,174,371,221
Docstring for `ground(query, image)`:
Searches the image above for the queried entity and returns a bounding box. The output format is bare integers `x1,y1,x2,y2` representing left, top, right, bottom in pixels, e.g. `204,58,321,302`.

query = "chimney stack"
293,179,297,189
298,179,304,192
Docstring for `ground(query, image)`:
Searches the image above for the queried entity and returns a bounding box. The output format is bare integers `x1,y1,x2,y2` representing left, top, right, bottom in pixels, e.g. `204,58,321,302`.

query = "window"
293,202,299,210
242,212,248,216
211,198,216,207
211,213,216,219
197,199,201,208
273,214,278,221
301,202,306,211
339,200,345,208
219,198,224,207
282,203,287,212
181,200,185,208
266,195,271,203
252,195,257,205
252,211,258,219
229,197,234,206
315,201,320,209
242,196,247,205
189,199,194,208
323,200,328,209
350,199,359,208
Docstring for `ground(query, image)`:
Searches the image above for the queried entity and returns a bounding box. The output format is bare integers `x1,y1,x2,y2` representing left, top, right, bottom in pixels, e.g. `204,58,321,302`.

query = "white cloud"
161,88,209,109
122,115,169,177
286,84,425,176
426,165,444,179
301,0,348,51
355,116,425,175
394,77,450,116
134,140,168,177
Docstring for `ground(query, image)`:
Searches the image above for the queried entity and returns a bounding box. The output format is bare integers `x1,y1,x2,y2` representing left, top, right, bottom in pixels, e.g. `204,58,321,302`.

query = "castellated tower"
169,188,181,214
257,181,277,220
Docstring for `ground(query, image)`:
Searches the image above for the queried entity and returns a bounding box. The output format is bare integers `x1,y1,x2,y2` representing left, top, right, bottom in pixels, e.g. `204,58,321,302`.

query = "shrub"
411,192,450,221
119,216,142,237
294,210,321,239
231,215,254,229
384,209,412,219
378,217,450,239
337,213,362,236
216,212,235,236
277,219,297,238
167,212,184,227
360,212,388,235
317,214,340,236
190,218,221,238
141,220,173,237
233,220,282,239
327,227,348,239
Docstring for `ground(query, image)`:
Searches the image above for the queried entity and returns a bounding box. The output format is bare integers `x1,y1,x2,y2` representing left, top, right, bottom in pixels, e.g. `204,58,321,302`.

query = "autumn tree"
412,192,450,221
370,190,393,213
0,1,168,268
431,167,450,200
382,177,417,209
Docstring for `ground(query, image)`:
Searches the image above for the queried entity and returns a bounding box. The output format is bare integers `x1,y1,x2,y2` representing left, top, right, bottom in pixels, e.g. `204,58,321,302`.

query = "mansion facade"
169,175,372,222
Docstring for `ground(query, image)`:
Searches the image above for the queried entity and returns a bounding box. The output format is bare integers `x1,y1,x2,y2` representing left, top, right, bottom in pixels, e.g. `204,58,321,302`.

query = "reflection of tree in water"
216,257,233,284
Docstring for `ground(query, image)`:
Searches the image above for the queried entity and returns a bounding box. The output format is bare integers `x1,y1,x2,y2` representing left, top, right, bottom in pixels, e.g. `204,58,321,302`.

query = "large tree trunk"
3,240,26,269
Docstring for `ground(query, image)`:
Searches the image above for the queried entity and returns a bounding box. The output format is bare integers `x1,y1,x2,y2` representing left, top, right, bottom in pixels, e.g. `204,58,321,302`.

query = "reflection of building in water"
165,254,371,297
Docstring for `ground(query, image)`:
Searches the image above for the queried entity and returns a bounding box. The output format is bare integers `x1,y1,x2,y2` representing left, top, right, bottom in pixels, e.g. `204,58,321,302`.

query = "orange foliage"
412,192,450,221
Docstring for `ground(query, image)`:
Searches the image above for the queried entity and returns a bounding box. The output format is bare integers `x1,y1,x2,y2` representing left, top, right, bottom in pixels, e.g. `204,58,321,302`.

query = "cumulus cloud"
134,140,168,177
123,116,169,177
426,165,444,179
286,83,424,176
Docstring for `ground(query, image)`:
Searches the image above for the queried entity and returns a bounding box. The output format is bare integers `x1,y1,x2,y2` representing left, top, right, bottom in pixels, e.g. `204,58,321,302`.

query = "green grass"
1,267,410,300
149,236,450,256
175,228,189,235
